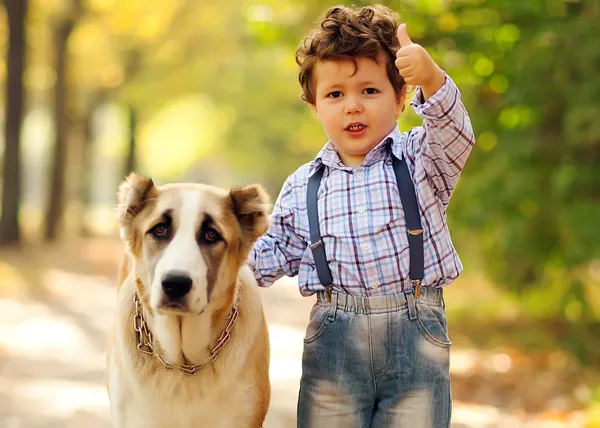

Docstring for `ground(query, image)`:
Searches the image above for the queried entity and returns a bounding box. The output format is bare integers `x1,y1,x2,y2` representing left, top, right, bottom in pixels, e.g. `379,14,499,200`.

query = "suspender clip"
411,279,422,299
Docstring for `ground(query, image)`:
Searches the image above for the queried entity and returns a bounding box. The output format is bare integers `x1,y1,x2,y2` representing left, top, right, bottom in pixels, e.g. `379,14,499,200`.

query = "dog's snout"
161,272,192,300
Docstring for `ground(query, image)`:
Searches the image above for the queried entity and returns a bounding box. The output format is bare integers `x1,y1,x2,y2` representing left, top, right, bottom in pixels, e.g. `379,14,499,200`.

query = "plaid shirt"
248,75,475,296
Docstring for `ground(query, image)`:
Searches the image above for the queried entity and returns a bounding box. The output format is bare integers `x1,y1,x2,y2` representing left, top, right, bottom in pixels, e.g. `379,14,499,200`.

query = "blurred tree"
122,106,137,183
44,0,84,241
437,0,600,319
78,91,104,236
0,0,27,246
69,0,209,186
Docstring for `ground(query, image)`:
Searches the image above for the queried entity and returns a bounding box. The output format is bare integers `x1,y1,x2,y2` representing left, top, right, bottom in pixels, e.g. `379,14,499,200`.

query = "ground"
0,238,592,427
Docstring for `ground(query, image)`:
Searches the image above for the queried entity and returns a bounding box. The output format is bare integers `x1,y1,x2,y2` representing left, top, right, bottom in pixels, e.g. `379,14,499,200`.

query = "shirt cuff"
409,72,460,121
246,248,267,286
246,248,257,272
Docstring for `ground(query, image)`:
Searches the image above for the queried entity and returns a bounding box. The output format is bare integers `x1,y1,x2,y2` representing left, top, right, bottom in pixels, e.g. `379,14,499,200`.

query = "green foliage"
438,0,600,313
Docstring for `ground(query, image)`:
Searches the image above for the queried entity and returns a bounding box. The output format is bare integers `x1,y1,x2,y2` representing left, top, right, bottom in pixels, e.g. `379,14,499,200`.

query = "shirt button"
362,243,371,251
366,272,377,288
357,206,367,214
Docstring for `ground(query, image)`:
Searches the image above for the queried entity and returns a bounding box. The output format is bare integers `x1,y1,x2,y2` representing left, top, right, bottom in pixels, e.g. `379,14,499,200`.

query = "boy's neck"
338,152,365,169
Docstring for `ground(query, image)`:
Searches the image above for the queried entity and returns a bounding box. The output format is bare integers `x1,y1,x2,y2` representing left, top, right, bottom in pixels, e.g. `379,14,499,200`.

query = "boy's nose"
344,96,363,114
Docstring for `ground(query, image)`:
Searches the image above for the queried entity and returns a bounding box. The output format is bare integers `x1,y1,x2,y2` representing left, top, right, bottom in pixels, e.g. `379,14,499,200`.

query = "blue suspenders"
306,152,425,297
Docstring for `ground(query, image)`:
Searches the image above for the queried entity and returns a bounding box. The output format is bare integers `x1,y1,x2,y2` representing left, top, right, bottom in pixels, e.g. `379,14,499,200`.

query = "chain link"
133,282,241,375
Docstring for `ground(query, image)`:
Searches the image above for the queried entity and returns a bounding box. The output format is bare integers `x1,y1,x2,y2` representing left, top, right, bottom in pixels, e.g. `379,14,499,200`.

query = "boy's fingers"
398,67,413,79
397,23,413,47
402,71,415,82
396,47,411,58
395,57,412,70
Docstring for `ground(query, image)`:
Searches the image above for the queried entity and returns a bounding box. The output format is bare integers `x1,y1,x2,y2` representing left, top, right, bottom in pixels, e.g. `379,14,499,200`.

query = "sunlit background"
0,0,599,426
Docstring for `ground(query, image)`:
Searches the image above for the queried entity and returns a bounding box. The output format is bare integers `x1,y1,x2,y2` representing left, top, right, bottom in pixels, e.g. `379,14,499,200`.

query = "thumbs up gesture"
395,23,446,100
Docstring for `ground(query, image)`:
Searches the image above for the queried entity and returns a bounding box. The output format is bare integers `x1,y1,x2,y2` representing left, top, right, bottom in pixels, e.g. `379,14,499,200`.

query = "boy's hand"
395,23,446,100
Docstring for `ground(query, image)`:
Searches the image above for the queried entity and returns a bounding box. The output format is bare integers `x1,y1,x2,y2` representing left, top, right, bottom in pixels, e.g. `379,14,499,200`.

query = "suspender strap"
307,167,333,286
306,154,424,289
392,155,424,285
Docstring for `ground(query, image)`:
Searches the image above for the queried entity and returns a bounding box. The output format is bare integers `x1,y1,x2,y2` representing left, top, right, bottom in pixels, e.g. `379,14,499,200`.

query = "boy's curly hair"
296,5,405,105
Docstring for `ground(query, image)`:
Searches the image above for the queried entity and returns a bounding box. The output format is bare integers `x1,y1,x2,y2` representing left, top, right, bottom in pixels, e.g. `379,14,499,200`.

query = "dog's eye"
204,227,221,243
151,223,169,238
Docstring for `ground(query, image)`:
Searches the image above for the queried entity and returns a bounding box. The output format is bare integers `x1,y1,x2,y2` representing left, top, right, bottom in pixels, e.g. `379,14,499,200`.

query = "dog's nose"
161,273,192,300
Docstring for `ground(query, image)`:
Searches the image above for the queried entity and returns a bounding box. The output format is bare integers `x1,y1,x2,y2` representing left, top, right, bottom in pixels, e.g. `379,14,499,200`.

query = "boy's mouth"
345,122,366,131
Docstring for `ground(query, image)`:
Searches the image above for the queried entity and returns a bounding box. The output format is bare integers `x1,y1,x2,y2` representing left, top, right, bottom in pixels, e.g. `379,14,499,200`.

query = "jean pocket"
415,303,452,348
304,304,330,344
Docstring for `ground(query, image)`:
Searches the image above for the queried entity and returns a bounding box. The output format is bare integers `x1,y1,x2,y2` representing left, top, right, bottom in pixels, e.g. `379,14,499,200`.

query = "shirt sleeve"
247,174,308,287
408,73,476,207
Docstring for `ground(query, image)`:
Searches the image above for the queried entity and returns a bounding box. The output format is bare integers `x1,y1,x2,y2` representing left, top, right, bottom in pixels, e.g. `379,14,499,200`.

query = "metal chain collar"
133,282,241,375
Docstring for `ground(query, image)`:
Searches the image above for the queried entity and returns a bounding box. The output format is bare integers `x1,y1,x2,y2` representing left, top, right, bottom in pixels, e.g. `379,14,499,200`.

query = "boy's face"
311,55,405,168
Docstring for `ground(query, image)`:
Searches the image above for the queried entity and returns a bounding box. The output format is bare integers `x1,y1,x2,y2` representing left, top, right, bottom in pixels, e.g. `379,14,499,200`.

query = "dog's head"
117,173,270,316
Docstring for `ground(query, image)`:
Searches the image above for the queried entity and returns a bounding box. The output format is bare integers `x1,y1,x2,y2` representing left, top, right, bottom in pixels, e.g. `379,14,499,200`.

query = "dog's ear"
117,173,156,220
117,173,158,254
229,184,271,249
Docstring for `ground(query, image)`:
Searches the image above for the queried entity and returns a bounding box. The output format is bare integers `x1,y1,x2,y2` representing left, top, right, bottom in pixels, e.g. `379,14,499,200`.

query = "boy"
248,4,475,427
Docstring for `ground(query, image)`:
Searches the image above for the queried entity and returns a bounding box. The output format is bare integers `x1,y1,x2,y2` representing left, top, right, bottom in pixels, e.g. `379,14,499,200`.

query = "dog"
107,173,271,428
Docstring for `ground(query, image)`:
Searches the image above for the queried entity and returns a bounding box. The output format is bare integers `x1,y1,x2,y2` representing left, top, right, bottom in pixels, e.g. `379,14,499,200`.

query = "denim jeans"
297,287,452,428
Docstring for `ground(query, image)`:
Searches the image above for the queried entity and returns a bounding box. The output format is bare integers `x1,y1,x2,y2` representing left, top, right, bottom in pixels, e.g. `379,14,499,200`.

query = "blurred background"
0,0,598,426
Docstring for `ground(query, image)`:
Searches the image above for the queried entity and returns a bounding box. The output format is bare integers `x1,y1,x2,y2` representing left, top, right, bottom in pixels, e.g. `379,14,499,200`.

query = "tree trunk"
79,97,99,236
0,0,27,246
123,105,137,178
45,21,74,241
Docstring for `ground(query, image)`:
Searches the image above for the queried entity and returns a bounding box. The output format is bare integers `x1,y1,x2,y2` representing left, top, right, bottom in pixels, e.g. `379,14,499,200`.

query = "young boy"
248,5,475,427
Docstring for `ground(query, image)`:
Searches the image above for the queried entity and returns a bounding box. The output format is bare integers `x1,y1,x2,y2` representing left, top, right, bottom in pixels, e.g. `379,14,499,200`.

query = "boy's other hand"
395,23,446,100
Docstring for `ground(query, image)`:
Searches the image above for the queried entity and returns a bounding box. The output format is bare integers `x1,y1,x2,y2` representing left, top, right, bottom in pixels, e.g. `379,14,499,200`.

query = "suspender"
307,166,334,286
307,153,424,295
392,155,425,289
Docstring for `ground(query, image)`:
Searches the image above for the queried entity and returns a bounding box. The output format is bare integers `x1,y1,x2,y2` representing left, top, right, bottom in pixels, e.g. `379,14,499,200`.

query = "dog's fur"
107,173,271,428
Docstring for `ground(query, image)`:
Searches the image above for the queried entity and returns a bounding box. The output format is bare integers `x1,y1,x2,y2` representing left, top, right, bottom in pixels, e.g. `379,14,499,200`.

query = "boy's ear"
311,103,319,119
395,85,408,118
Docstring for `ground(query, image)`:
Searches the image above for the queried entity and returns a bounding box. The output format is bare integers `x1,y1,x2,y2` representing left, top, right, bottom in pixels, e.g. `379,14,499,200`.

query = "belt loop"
406,290,417,321
327,292,338,321
439,288,445,309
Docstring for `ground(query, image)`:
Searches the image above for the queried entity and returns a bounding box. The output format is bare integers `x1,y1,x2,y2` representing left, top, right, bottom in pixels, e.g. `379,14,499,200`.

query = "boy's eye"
327,91,342,99
364,88,379,95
